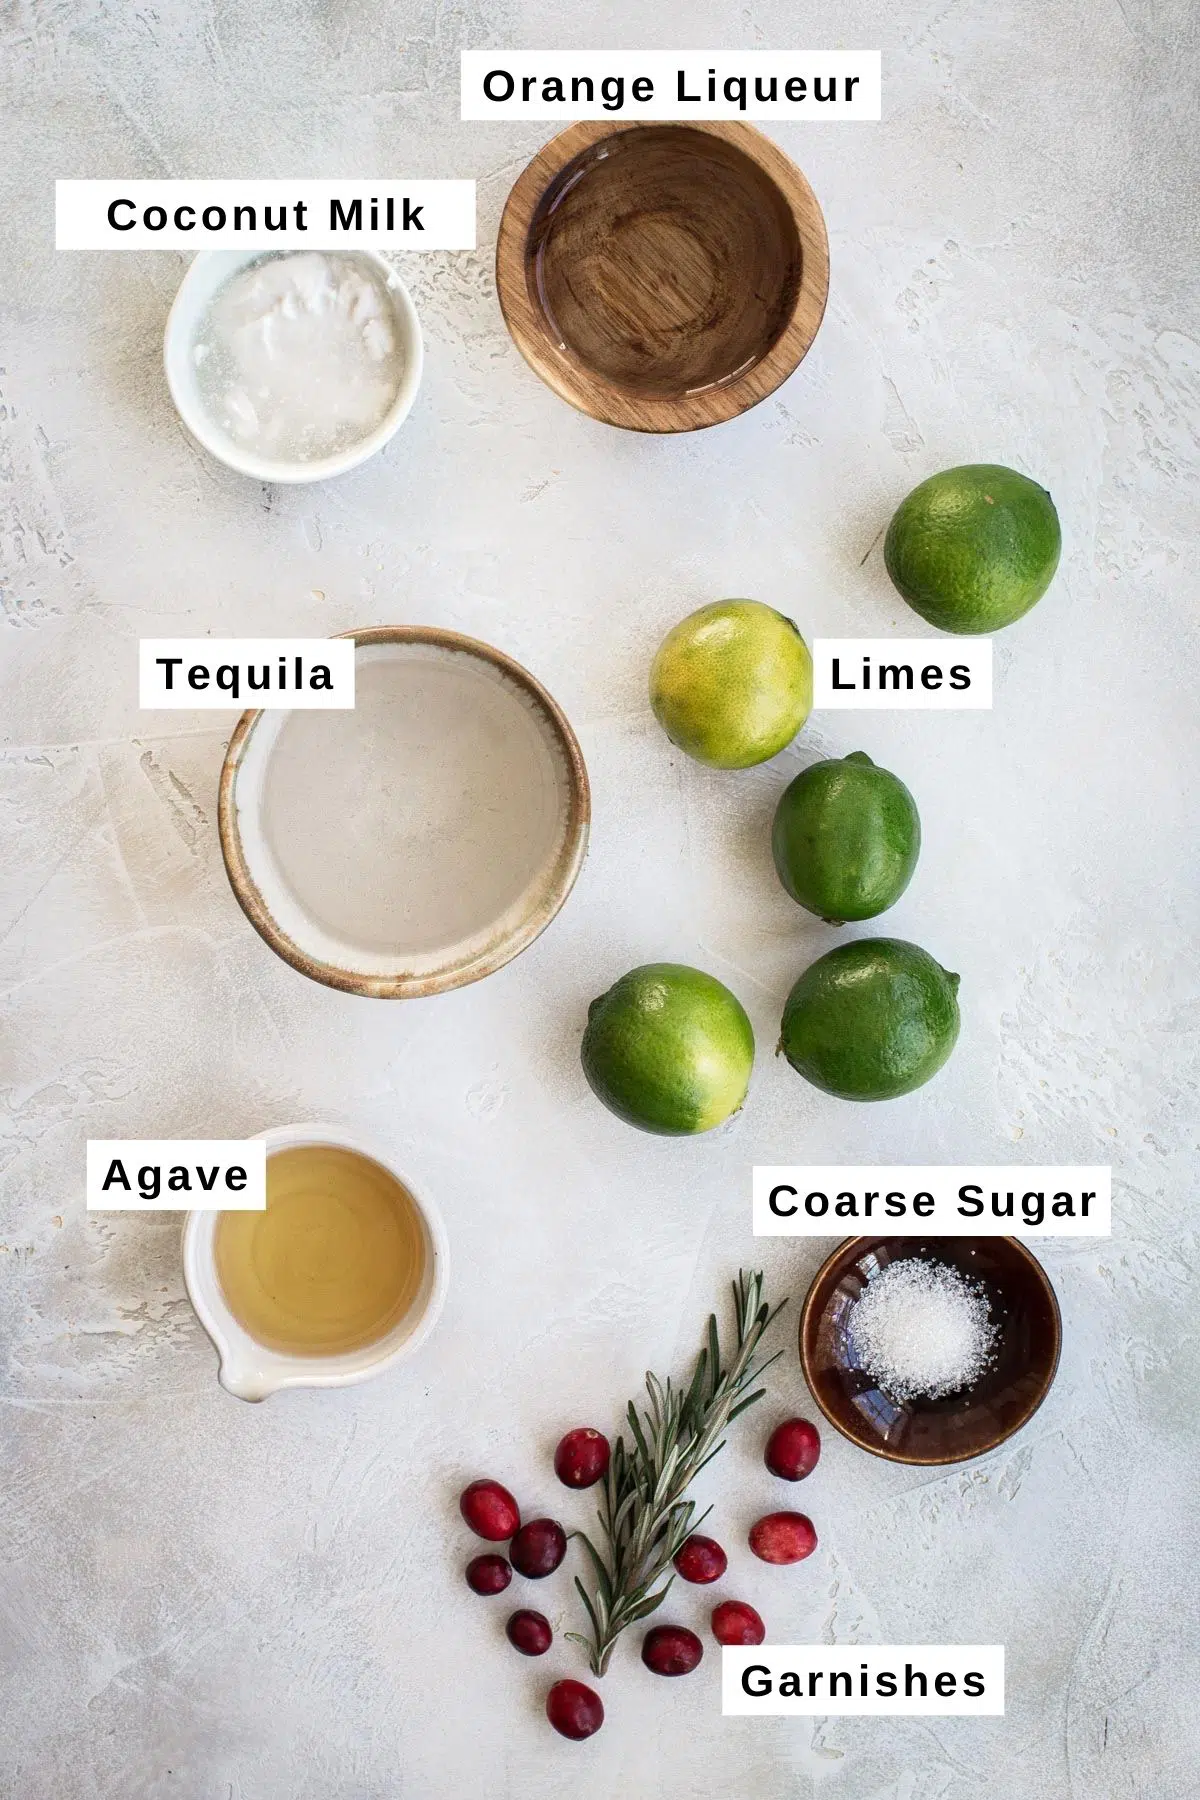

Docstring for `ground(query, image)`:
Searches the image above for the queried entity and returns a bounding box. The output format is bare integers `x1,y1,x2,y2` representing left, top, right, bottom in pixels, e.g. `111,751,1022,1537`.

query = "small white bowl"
163,247,423,483
182,1122,449,1401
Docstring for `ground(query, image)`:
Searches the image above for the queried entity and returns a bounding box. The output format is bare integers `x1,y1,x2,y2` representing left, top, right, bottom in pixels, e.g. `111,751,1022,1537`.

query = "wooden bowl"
495,121,829,432
799,1236,1062,1466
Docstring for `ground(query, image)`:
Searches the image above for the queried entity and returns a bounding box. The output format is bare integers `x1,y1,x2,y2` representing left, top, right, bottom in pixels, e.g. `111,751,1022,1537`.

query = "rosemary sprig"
567,1269,785,1676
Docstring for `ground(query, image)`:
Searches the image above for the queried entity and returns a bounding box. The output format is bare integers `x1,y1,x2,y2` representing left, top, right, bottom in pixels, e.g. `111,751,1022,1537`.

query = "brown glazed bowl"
218,626,589,998
495,121,829,432
799,1237,1062,1466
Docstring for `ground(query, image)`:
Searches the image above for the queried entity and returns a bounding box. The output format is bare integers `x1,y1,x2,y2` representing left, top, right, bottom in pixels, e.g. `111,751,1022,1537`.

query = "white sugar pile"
848,1257,997,1402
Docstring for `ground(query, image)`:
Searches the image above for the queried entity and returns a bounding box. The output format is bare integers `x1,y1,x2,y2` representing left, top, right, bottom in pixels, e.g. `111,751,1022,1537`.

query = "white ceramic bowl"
218,625,590,998
183,1122,449,1401
163,246,423,483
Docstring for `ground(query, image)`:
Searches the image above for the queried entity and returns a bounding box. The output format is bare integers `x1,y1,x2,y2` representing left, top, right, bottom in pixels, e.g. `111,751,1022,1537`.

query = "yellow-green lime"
772,752,921,924
780,938,959,1101
581,963,754,1135
650,600,812,768
884,464,1061,634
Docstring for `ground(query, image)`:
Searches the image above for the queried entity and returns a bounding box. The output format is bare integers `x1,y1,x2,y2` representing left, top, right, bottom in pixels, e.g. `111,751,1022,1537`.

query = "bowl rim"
798,1233,1063,1466
217,623,591,997
495,119,830,433
162,245,424,484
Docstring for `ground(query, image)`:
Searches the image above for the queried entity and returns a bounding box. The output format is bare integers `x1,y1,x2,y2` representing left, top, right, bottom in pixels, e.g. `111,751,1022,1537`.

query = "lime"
780,938,959,1101
581,963,754,1135
650,600,812,768
772,752,920,924
884,464,1061,634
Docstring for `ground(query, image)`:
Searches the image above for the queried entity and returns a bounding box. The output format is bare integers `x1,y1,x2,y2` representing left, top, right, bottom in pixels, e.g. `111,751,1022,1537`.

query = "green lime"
650,600,812,768
772,752,920,924
883,464,1061,634
780,938,959,1101
581,963,754,1135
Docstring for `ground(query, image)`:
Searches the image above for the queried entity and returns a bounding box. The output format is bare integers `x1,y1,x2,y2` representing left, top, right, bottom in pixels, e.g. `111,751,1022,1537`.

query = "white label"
461,51,881,120
753,1166,1111,1236
56,180,477,250
86,1141,266,1211
139,638,355,709
813,638,992,708
723,1645,1004,1716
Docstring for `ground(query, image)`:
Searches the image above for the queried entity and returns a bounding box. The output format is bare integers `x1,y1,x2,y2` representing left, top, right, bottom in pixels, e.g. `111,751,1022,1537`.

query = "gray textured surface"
3,3,1199,1796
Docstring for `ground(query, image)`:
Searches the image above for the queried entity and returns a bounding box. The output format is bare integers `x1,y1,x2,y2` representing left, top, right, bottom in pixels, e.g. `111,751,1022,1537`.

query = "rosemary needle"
567,1270,785,1677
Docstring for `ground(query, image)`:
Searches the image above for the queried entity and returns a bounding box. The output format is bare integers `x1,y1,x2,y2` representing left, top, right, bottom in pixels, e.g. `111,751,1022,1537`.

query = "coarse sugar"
847,1256,997,1402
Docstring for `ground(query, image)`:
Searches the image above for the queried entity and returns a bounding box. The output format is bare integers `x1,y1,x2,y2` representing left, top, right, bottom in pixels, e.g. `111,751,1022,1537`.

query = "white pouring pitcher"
183,1122,449,1401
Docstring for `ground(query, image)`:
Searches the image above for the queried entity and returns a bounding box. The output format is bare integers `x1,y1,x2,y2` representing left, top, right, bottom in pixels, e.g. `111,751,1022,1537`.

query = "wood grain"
496,121,830,433
799,1235,1063,1467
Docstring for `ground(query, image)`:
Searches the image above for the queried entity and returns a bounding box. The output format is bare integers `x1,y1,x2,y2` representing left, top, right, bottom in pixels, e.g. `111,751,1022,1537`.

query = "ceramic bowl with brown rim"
799,1236,1062,1466
219,627,589,997
496,121,829,432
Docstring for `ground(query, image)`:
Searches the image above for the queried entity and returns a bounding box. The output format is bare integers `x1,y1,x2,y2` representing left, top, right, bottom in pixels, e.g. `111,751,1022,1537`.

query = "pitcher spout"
217,1356,274,1403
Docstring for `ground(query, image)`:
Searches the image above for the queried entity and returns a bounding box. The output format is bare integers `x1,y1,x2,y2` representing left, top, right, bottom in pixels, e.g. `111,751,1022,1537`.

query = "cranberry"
554,1427,611,1489
506,1608,552,1656
459,1479,520,1542
510,1517,567,1578
546,1678,604,1740
711,1600,766,1646
765,1417,821,1481
642,1623,704,1676
748,1512,817,1565
465,1553,511,1596
673,1534,727,1584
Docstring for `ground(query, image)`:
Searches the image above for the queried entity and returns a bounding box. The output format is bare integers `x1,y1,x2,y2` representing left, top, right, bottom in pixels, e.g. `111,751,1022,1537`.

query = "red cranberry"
459,1479,520,1541
465,1553,511,1596
765,1418,821,1481
554,1427,611,1489
506,1609,552,1656
546,1678,604,1740
748,1511,817,1565
673,1534,727,1584
642,1624,704,1676
711,1600,766,1646
510,1517,567,1578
